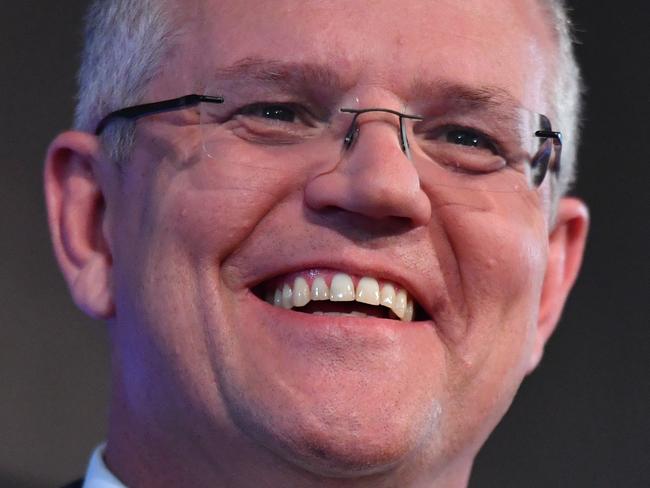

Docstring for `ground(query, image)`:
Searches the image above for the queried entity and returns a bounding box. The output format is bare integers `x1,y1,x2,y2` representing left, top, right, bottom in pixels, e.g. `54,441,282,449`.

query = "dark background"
1,2,647,487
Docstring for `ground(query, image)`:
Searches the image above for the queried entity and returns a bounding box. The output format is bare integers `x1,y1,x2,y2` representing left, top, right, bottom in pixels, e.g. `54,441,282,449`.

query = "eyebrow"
410,78,522,113
210,57,355,98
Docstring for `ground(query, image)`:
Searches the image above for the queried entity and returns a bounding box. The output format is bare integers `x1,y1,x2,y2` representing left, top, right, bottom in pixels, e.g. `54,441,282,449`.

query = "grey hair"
541,0,585,198
74,0,180,163
74,0,583,195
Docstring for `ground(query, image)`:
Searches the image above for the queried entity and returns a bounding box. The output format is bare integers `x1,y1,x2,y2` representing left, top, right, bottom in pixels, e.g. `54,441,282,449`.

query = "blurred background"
1,1,647,487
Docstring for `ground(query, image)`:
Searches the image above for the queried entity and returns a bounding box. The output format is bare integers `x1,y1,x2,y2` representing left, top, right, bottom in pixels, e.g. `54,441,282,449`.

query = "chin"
225,388,443,479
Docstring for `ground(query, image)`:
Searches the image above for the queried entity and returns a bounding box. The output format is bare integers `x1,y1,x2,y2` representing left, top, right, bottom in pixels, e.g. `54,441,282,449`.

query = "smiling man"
46,0,588,487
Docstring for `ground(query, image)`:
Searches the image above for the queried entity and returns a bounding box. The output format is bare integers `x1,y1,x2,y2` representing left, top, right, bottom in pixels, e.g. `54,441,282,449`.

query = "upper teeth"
267,273,415,322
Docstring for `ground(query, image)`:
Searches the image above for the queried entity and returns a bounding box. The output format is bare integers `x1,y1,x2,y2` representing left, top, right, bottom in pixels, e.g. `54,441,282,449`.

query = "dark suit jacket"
60,479,83,488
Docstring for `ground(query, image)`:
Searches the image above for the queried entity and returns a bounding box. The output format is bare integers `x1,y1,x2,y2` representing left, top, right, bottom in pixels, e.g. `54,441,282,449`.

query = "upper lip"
244,255,437,321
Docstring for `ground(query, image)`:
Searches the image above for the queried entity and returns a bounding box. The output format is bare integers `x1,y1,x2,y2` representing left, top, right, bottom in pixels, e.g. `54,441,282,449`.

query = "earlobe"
44,131,116,319
527,197,589,372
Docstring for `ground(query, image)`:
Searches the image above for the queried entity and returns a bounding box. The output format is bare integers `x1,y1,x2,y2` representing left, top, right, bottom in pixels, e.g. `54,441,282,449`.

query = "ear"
526,197,589,372
44,131,116,319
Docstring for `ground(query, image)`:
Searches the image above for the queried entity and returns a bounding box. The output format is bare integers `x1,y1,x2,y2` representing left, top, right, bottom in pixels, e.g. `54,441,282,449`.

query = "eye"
224,101,325,145
239,103,301,123
415,122,509,174
446,128,496,153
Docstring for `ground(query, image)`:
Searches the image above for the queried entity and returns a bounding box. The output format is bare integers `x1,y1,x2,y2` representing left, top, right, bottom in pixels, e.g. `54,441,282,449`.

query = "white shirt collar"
82,444,127,488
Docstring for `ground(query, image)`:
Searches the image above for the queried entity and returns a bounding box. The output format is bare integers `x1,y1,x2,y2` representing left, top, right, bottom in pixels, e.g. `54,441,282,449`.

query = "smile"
255,271,426,322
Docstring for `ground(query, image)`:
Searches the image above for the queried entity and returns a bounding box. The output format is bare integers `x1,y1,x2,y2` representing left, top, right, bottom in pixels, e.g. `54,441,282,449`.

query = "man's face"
107,0,558,479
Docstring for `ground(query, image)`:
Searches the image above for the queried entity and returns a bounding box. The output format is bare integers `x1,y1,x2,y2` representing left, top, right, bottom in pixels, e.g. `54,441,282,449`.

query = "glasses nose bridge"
339,107,423,160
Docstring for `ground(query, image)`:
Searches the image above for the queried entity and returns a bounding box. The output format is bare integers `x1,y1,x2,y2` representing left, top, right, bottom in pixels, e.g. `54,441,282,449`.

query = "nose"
304,115,432,227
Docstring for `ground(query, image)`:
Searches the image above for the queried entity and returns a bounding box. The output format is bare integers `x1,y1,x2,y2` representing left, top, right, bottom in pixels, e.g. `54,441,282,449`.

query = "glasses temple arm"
94,94,224,135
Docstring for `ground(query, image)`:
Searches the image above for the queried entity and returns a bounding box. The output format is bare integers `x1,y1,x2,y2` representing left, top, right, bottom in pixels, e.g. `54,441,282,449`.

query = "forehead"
165,0,555,112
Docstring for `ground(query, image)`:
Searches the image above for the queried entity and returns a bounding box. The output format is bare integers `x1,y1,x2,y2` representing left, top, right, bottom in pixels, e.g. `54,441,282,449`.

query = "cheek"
437,192,549,378
439,190,547,313
109,136,296,342
164,144,303,261
117,127,303,257
460,215,545,321
107,149,293,415
431,194,549,448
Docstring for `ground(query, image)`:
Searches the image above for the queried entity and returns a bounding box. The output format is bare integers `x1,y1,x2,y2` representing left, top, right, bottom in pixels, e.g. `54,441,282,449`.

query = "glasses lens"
200,95,335,161
410,109,558,192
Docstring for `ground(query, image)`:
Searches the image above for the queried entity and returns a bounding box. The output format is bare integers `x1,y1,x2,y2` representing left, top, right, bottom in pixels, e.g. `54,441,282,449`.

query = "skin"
44,0,589,486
